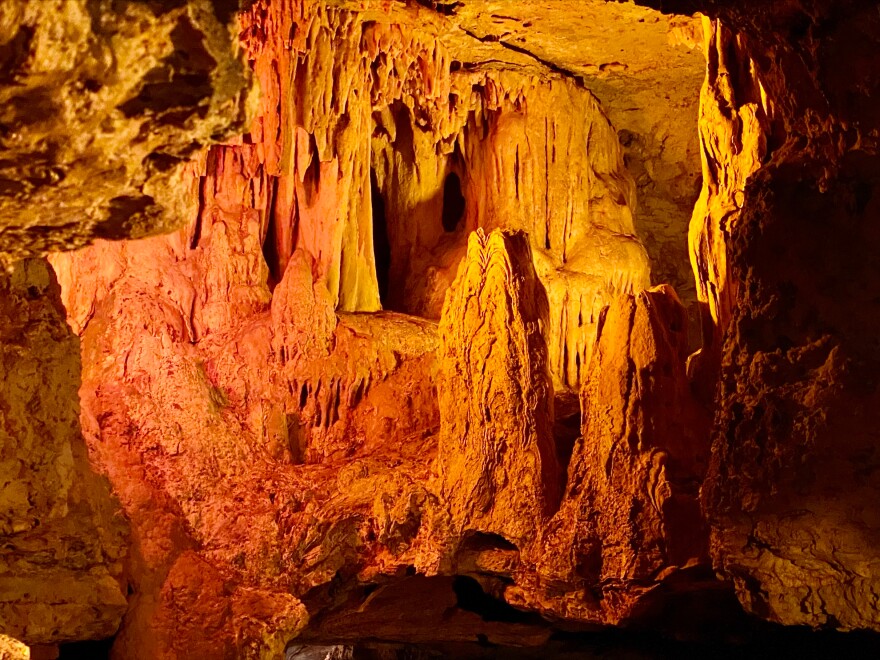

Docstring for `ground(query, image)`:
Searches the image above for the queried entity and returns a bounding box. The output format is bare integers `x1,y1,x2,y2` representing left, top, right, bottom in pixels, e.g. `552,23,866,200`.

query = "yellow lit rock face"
2,0,880,655
687,17,773,388
435,229,559,548
0,259,127,644
0,635,28,660
0,0,252,258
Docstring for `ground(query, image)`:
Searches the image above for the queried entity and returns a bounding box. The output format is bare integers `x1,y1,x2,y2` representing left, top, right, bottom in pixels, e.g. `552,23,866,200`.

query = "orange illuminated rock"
522,285,710,622
435,229,559,548
687,17,774,389
4,0,880,655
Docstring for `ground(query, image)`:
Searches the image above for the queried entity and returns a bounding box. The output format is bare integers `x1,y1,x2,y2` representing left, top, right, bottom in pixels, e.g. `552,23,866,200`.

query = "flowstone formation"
1,0,880,657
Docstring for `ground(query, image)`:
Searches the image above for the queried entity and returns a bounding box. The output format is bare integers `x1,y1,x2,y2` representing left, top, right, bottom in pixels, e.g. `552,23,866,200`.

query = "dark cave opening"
452,576,543,625
441,171,465,233
553,391,581,485
262,200,282,288
57,637,113,660
371,168,392,307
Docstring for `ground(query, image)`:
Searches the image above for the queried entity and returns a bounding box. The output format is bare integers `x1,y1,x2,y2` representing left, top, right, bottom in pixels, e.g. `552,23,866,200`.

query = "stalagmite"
528,285,710,622
435,229,559,548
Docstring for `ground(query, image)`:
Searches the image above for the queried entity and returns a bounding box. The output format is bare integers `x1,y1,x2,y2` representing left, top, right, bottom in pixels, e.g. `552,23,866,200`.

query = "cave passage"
371,168,392,307
441,171,466,233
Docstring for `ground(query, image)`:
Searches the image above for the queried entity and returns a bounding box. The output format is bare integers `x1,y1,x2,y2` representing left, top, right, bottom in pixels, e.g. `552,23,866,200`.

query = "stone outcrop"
238,0,656,388
0,259,127,644
695,2,880,630
48,195,440,658
687,17,775,388
0,0,252,258
525,285,710,623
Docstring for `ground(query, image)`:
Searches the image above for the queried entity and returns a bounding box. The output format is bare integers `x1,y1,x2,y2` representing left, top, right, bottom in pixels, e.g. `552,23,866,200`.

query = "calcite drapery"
435,229,559,548
373,73,652,390
244,0,654,389
687,17,774,388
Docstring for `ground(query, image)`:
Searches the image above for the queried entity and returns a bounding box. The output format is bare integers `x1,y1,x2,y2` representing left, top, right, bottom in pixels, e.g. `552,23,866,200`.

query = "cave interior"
1,0,880,659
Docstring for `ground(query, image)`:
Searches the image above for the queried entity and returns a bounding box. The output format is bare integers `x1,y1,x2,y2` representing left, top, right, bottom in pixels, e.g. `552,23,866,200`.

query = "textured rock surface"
49,200,439,658
610,0,880,632
695,2,880,631
524,285,710,623
237,0,660,388
0,259,127,644
687,17,774,388
435,230,559,548
38,1,717,644
0,636,27,660
0,0,252,257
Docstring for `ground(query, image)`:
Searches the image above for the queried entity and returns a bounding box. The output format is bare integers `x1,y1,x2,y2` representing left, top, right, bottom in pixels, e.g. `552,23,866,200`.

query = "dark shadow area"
262,191,282,287
457,531,518,554
452,576,542,625
371,168,392,306
290,624,880,659
441,172,465,232
553,390,581,483
58,637,114,659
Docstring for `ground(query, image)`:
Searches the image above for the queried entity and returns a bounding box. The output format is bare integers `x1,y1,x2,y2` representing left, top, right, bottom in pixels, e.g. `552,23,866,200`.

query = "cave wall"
0,0,252,257
689,0,880,631
36,1,710,655
0,259,127,644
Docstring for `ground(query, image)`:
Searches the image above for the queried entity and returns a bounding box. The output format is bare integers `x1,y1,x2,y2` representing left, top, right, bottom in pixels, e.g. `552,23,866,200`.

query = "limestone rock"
0,0,252,257
532,285,709,621
0,636,28,660
435,229,559,548
48,202,441,655
6,0,880,653
0,259,127,644
692,3,880,632
687,17,774,387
